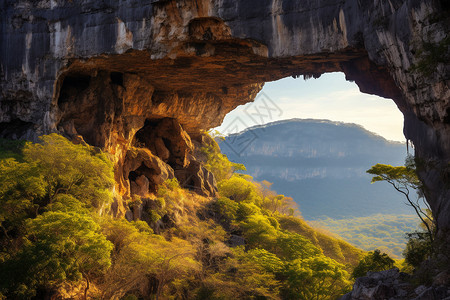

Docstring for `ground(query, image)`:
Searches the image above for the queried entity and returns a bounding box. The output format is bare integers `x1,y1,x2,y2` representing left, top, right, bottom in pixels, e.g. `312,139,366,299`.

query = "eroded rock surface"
134,118,194,169
123,147,175,195
0,1,449,246
340,269,450,300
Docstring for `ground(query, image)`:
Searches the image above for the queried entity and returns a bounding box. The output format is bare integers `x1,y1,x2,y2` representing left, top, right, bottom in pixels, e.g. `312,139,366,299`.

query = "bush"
352,249,395,278
236,202,261,221
199,132,245,183
0,138,26,161
0,134,114,237
403,231,432,268
214,197,238,222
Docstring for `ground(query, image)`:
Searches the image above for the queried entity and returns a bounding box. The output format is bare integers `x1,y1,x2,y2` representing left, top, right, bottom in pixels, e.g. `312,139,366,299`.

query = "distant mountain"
219,119,412,220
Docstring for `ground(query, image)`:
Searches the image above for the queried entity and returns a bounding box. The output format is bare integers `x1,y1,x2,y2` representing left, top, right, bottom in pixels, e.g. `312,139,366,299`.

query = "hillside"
0,134,364,299
220,119,410,219
219,119,420,258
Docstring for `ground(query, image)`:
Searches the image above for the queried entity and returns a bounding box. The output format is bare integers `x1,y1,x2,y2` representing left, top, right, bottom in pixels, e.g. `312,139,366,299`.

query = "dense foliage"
0,133,373,299
403,231,433,269
367,157,436,274
351,249,395,278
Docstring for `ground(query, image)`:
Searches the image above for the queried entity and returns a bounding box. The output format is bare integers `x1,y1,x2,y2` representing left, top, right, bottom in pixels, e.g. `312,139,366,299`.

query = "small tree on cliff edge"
367,156,435,243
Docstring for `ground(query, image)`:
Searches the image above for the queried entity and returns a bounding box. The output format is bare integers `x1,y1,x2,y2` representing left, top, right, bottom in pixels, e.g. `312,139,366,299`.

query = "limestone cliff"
0,0,449,245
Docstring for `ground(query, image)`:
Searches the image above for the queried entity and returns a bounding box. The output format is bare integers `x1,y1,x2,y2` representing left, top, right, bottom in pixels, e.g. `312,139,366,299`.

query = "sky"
214,72,405,142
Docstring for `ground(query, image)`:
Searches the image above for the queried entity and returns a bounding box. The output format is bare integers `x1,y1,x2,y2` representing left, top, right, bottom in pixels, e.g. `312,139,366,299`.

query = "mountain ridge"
219,118,417,258
223,118,406,145
219,118,410,219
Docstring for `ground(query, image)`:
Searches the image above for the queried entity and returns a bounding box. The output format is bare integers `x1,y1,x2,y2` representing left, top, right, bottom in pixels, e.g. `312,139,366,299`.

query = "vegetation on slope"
309,214,419,259
219,119,409,220
0,133,386,299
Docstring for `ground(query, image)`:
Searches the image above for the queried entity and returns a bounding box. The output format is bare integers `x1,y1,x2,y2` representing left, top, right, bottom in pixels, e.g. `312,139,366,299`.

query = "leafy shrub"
352,249,395,278
213,197,238,222
274,232,321,261
0,134,114,238
199,132,245,183
282,255,351,300
403,231,432,268
147,210,162,223
236,202,261,221
218,175,261,203
0,138,26,161
0,211,113,297
239,214,278,249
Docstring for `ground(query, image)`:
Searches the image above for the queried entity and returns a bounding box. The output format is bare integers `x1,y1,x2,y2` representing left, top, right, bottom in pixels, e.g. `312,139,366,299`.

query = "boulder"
123,147,175,195
342,269,450,300
174,160,218,197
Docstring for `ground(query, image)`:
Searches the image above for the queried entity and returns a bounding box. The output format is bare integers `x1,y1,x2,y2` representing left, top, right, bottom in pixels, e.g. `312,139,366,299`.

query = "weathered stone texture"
0,1,449,242
340,268,450,300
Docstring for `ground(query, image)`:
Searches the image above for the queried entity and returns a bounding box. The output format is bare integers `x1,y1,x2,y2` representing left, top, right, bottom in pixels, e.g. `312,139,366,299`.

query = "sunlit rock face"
0,0,449,239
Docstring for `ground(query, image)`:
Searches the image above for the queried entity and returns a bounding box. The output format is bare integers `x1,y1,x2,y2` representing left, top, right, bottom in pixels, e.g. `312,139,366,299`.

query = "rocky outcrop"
121,118,218,213
175,160,218,197
340,269,450,300
123,147,175,195
134,118,194,169
0,1,449,247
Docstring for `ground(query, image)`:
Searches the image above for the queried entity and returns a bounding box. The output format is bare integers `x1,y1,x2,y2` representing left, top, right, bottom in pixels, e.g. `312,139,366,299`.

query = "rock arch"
0,0,449,243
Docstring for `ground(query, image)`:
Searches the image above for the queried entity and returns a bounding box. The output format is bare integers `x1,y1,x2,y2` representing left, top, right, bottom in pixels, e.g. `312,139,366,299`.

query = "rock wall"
340,269,450,300
1,1,449,242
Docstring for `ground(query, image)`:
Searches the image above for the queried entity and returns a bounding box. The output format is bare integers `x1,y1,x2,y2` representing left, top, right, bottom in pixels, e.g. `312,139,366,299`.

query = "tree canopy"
351,249,395,278
1,211,113,298
367,158,434,242
0,133,364,299
0,134,114,239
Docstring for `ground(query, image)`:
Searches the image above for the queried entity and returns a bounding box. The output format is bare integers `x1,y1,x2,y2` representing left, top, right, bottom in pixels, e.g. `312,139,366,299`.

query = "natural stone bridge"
1,0,449,245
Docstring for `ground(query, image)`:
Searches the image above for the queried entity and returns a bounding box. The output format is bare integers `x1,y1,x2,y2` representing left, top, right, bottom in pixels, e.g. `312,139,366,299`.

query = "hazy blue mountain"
219,119,413,220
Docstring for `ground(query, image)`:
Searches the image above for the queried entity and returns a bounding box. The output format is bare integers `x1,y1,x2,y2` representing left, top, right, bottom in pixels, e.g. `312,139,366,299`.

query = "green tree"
403,232,432,268
212,197,239,224
245,248,284,273
199,132,245,183
23,134,114,209
218,175,261,204
352,249,395,278
282,255,351,300
239,214,278,249
273,231,321,261
0,134,114,238
203,246,280,299
0,211,113,299
367,158,434,242
236,202,261,221
100,219,199,299
0,159,45,237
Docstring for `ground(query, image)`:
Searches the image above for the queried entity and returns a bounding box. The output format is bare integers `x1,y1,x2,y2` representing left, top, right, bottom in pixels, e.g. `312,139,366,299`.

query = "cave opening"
56,70,127,147
58,74,91,105
110,72,124,87
133,117,190,169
